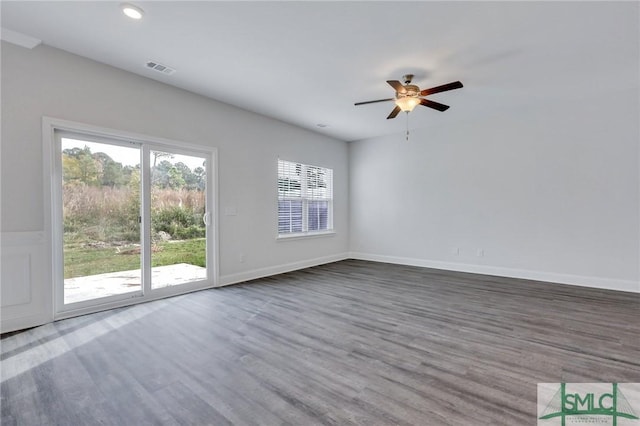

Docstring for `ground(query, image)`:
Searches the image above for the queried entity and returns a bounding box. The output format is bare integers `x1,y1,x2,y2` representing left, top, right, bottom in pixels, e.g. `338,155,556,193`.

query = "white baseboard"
219,252,350,287
348,252,640,293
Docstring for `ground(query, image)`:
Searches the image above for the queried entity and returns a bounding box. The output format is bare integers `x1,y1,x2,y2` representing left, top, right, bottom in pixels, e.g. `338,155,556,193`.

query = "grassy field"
64,238,206,279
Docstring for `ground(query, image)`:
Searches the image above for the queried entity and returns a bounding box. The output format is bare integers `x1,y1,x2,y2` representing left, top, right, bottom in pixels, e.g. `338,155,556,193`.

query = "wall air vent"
145,61,176,75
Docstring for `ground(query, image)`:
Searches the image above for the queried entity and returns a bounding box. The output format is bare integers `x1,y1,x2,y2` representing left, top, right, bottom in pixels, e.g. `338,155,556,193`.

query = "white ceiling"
1,1,638,142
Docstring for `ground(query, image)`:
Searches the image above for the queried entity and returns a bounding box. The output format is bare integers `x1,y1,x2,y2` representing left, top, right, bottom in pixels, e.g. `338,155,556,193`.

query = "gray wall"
1,42,349,330
349,88,639,291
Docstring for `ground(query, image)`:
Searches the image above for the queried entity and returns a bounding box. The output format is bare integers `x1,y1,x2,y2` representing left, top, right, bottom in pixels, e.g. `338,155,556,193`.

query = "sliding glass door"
61,137,143,305
149,148,208,289
54,129,214,313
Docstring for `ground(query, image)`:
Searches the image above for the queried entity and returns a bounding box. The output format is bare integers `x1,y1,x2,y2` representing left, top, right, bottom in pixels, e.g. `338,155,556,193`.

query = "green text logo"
538,383,639,426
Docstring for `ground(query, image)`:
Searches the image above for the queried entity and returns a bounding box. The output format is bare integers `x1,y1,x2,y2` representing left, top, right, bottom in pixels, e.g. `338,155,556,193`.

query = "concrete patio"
64,263,207,304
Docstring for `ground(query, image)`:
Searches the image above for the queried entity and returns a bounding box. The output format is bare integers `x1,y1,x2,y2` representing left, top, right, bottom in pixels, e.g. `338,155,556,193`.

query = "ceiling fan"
355,74,463,119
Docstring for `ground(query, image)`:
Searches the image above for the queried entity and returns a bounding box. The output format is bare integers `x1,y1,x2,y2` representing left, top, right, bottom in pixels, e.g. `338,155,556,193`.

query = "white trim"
55,281,218,321
348,252,640,293
219,253,349,287
1,28,42,49
42,116,219,320
42,119,59,320
276,230,336,241
43,117,213,153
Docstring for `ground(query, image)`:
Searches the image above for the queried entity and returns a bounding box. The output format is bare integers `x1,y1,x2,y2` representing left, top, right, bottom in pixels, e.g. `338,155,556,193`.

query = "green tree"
167,166,186,189
125,166,141,241
152,160,173,188
193,166,206,191
175,162,198,190
62,146,100,185
94,152,126,187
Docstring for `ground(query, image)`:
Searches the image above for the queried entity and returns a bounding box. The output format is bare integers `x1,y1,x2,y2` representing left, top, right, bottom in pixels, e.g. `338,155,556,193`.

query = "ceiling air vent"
145,61,176,75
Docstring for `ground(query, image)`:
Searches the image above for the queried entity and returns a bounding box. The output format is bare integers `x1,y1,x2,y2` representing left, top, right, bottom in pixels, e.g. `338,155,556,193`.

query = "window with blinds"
278,159,333,236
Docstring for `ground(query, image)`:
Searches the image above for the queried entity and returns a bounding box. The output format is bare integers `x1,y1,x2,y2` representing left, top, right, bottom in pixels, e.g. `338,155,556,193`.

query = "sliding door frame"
43,117,219,320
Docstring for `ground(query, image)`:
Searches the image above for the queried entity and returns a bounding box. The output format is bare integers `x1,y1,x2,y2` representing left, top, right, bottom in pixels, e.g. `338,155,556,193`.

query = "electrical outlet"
239,253,246,263
477,249,484,257
452,247,460,255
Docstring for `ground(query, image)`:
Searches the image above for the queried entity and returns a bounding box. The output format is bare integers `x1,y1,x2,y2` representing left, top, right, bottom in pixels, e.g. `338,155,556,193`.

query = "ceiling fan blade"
387,80,407,94
420,98,450,112
354,98,394,106
387,105,402,119
420,81,463,96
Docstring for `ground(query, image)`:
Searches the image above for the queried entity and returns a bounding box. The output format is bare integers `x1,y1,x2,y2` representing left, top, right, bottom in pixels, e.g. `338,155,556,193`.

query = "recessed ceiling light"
121,3,144,20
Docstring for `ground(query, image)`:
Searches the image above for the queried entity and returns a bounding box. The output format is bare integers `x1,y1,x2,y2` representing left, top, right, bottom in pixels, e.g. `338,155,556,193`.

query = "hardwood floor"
2,260,639,425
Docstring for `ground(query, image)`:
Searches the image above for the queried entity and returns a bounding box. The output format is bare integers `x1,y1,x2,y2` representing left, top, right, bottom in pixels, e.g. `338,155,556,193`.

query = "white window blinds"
278,159,333,235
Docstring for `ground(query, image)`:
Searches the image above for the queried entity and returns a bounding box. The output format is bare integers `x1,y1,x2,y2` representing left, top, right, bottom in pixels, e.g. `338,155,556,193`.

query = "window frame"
277,159,334,240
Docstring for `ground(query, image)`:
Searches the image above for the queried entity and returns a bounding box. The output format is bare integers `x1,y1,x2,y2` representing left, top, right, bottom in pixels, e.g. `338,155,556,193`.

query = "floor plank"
2,260,638,425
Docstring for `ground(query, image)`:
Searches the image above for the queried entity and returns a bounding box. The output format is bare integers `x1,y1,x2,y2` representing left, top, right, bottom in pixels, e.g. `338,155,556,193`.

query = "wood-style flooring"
1,260,639,425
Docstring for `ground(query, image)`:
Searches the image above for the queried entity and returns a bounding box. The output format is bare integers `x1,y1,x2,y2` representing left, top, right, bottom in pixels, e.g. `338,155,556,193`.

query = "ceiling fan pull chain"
406,112,410,141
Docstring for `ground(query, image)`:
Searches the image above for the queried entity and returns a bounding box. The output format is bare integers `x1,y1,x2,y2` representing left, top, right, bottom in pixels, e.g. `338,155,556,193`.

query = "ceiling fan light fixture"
355,77,462,120
121,3,144,20
395,96,421,112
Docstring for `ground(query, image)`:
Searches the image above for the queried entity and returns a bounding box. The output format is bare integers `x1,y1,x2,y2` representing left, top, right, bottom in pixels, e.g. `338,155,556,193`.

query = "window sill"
276,231,336,241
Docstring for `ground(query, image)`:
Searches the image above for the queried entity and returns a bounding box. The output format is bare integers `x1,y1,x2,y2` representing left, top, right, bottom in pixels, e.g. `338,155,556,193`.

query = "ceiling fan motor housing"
398,84,420,98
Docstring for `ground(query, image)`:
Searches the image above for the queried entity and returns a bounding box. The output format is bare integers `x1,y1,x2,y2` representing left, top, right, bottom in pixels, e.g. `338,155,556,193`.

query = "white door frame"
43,117,219,320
